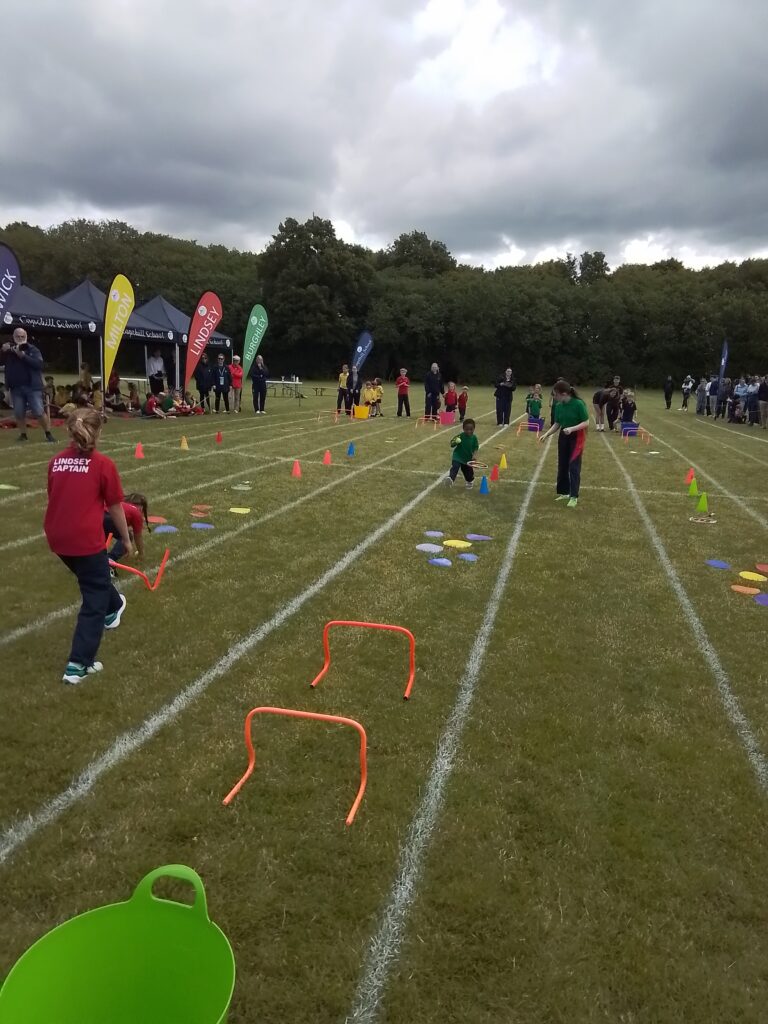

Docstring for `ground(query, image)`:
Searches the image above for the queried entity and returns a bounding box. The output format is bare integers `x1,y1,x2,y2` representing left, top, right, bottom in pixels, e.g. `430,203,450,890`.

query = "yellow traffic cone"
695,492,708,514
688,478,698,497
180,435,189,451
499,453,508,470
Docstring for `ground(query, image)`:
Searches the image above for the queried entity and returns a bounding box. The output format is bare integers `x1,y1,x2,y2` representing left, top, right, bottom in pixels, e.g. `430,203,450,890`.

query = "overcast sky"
4,0,767,268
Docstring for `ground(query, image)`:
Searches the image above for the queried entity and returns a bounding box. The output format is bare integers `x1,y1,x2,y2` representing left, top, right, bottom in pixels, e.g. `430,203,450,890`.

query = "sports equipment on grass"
490,465,499,481
731,585,760,595
458,553,479,562
223,707,368,826
291,460,302,479
180,436,189,450
416,543,443,554
0,865,235,1024
215,431,223,444
153,525,178,534
499,453,508,469
347,442,355,456
466,534,492,541
109,553,169,592
193,504,212,512
353,405,369,420
688,478,699,497
706,560,730,569
685,467,695,485
134,442,144,459
322,450,332,465
695,493,709,514
148,516,167,525
739,571,767,582
310,620,417,700
467,460,488,469
428,557,452,567
228,508,251,515
755,594,768,607
444,539,472,549
479,476,490,495
424,531,444,538
756,564,768,573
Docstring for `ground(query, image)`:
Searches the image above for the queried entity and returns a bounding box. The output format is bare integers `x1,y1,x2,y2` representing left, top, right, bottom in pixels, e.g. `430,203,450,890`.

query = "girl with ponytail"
538,380,590,508
44,408,133,684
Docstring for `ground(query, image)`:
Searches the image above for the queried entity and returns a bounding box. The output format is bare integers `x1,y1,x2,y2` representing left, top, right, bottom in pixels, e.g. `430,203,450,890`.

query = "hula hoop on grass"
467,460,488,469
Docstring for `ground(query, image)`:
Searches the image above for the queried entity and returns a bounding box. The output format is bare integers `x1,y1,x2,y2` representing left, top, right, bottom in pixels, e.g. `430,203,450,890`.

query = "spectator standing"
345,366,362,414
494,367,516,426
230,355,243,413
663,376,674,409
424,362,443,419
0,328,55,443
746,376,760,425
395,368,411,417
251,354,269,414
193,352,214,413
213,353,232,413
146,348,166,396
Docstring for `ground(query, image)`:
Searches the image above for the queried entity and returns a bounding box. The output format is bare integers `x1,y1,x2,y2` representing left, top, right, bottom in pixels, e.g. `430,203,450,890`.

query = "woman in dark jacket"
663,376,674,409
345,366,362,413
424,362,443,418
494,367,516,425
250,354,269,414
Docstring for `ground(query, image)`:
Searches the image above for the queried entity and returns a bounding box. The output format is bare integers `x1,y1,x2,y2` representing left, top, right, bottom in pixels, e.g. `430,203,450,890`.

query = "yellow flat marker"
443,539,472,549
740,570,767,582
229,507,251,515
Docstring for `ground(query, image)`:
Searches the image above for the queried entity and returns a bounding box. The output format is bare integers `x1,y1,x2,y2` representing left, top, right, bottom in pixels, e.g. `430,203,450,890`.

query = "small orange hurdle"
222,707,368,826
109,548,171,591
310,619,416,700
415,416,439,430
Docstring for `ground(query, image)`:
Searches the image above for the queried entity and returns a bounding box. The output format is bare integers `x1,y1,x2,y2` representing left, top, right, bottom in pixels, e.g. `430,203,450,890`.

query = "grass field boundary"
647,429,768,531
0,412,499,650
603,437,768,792
0,419,511,868
345,443,549,1024
698,414,768,447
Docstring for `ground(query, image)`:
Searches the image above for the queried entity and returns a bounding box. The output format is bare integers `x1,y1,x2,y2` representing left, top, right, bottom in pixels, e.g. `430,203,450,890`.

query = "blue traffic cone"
479,475,490,495
347,442,355,457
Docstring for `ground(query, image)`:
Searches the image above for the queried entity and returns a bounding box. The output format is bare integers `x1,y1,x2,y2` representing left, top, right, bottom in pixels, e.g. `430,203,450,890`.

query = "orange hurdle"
109,548,171,591
310,620,416,700
222,707,368,826
415,416,439,430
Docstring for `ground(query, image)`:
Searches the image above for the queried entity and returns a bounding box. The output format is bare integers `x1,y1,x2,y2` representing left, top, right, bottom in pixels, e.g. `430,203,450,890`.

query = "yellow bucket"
353,405,370,420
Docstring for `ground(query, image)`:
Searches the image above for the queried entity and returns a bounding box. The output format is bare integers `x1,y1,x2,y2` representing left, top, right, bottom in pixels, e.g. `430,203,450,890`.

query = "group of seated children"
142,389,202,419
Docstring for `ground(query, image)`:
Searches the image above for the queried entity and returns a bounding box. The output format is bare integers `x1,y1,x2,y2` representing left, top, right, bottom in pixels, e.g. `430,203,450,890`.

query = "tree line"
2,217,767,386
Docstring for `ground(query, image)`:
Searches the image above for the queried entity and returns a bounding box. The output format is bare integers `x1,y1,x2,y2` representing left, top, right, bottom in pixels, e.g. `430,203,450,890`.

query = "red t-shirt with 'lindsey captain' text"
44,446,124,556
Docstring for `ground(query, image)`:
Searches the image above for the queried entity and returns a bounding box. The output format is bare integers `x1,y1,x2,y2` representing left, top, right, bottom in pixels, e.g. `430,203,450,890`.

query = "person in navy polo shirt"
44,408,133,684
0,327,55,443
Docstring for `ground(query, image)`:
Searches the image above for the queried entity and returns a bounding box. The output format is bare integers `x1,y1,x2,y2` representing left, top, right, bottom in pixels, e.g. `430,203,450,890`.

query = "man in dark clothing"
193,352,215,413
0,328,55,442
424,362,444,418
663,376,674,409
494,367,516,425
212,353,232,413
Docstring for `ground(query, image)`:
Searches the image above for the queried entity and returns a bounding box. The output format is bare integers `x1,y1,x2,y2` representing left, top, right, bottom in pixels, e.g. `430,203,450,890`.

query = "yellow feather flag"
103,274,135,384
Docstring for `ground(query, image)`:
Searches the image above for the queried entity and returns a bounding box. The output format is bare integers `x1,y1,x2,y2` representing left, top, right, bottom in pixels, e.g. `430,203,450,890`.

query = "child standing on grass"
374,378,384,417
526,384,543,420
538,381,589,509
444,382,459,418
363,380,377,415
44,408,132,684
620,390,638,426
458,386,469,422
396,368,410,417
446,418,479,489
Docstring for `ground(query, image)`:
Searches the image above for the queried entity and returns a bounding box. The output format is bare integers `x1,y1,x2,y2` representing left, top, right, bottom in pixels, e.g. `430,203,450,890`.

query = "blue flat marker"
191,522,215,530
705,559,730,569
428,557,452,567
153,525,178,534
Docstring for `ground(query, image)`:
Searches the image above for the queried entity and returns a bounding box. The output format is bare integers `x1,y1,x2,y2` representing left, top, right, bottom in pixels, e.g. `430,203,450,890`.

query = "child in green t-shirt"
539,381,589,508
526,384,544,420
447,418,479,489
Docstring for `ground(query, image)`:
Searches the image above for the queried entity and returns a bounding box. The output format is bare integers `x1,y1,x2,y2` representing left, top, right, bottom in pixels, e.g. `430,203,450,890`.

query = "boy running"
446,418,479,489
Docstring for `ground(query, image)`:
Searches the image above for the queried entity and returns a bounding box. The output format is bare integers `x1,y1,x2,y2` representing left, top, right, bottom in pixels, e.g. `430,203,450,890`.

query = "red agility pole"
109,548,170,591
222,707,368,826
310,620,416,700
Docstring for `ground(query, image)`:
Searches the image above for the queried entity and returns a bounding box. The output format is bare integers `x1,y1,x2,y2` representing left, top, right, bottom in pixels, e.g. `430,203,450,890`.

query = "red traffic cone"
490,464,499,482
134,442,144,460
216,430,223,444
322,449,332,466
291,460,302,478
685,467,695,485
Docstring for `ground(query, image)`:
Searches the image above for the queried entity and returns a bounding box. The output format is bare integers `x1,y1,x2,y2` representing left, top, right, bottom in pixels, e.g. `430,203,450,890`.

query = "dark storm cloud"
3,0,768,263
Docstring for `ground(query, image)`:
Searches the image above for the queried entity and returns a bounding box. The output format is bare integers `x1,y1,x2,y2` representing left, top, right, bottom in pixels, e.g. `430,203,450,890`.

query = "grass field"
1,387,767,1023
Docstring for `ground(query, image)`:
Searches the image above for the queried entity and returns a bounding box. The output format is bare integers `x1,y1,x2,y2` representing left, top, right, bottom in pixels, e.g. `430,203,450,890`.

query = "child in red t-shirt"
458,386,469,423
396,368,411,418
44,409,133,684
104,492,149,564
444,382,459,417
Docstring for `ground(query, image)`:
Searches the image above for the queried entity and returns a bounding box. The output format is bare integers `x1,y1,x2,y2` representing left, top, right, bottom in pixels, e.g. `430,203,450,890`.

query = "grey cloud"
4,0,768,264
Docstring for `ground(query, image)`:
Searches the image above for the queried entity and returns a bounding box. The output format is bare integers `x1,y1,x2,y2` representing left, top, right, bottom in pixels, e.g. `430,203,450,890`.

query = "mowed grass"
1,388,767,1023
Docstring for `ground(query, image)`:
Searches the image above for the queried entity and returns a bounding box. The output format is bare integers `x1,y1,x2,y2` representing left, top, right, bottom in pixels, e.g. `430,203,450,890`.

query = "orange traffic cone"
685,467,695,485
134,442,144,460
216,430,223,444
291,460,302,478
490,464,500,482
322,450,332,465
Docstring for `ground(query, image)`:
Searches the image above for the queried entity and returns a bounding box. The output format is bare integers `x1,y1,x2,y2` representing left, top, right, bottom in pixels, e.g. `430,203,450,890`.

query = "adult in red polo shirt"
44,408,133,684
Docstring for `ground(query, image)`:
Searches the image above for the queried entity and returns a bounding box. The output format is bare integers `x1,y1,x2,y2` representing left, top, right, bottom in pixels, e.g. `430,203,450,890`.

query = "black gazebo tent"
135,295,232,390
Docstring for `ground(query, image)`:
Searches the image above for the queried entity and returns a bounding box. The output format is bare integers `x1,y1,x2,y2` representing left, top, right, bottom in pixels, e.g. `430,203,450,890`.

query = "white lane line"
660,418,768,467
0,427,502,867
603,437,768,790
0,415,496,649
699,414,768,446
345,443,549,1024
648,430,768,530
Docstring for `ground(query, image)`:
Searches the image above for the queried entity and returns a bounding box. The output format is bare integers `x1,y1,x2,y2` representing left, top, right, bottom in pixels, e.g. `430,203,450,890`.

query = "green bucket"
0,865,236,1024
